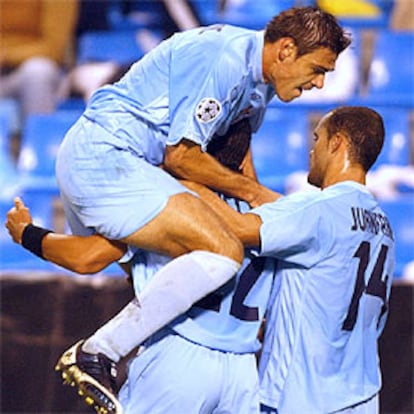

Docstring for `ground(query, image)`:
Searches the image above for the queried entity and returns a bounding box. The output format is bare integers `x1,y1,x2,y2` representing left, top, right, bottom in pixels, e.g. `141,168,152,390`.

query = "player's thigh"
120,191,242,258
57,119,241,258
119,331,223,414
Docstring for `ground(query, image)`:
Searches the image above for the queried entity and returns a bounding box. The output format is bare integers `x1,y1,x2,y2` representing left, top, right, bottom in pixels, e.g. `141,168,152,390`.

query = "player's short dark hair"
207,118,252,172
265,7,351,57
326,106,385,171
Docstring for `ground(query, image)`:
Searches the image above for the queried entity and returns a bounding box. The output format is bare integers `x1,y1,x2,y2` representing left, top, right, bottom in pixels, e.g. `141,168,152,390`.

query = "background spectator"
0,0,78,121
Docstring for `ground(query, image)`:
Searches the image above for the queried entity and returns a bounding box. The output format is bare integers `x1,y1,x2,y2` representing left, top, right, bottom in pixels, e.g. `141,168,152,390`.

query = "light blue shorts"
56,117,191,239
119,330,261,414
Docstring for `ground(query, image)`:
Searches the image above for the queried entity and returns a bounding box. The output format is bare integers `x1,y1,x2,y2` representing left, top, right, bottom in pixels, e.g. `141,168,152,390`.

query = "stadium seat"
189,0,218,25
217,0,295,30
379,196,414,279
364,31,414,106
371,106,411,169
192,0,296,28
17,110,81,193
0,111,15,168
57,97,86,112
108,0,182,32
77,30,145,65
0,111,19,198
251,107,309,192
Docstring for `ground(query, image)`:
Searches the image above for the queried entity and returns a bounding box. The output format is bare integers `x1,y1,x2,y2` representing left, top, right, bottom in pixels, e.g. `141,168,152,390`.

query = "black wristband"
21,224,53,260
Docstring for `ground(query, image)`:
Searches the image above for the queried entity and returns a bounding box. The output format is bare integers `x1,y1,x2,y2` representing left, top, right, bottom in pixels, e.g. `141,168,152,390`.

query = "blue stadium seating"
379,196,414,278
108,0,185,33
57,97,86,112
77,30,146,65
16,110,81,193
371,106,411,169
364,31,414,106
251,107,309,192
0,111,19,200
208,0,296,30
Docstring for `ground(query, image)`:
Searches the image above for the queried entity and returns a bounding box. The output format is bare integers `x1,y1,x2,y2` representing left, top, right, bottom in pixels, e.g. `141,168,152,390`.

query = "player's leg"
82,191,242,354
59,172,244,359
119,330,223,414
58,135,244,340
55,121,243,413
56,193,243,413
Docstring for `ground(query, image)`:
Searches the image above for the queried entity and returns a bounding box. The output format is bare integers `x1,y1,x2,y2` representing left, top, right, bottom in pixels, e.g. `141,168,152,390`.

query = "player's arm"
42,234,126,274
164,140,278,208
6,197,127,274
181,180,266,247
240,147,258,180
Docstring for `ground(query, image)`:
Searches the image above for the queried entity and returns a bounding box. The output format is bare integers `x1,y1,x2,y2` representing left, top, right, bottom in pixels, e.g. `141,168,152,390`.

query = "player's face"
308,115,331,188
264,45,337,102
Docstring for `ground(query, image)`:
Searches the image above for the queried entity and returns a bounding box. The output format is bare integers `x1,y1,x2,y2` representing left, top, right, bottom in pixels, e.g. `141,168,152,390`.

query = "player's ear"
329,132,344,153
278,38,297,62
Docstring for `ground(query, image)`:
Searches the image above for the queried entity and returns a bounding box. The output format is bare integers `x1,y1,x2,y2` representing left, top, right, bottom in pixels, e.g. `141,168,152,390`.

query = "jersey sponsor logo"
196,98,222,123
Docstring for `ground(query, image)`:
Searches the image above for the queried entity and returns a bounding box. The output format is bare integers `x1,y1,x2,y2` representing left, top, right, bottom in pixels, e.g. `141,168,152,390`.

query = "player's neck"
322,165,366,189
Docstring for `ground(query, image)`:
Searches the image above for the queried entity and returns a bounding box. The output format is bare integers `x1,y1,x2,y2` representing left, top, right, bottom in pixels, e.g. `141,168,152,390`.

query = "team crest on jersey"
196,98,221,123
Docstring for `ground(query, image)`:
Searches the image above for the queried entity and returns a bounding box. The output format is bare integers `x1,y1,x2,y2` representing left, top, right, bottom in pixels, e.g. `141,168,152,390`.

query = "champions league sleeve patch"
196,98,222,123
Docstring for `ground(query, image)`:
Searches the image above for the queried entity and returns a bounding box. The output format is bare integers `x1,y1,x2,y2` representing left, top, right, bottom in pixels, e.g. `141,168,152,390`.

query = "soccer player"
180,106,394,413
7,106,393,413
255,106,394,414
118,197,276,414
45,6,350,409
8,194,276,414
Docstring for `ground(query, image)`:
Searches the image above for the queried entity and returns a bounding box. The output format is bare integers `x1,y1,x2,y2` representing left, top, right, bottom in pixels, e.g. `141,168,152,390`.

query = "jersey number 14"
343,241,389,331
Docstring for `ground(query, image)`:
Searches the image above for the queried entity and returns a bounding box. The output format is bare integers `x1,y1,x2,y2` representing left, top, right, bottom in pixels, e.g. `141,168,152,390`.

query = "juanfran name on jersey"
350,207,394,240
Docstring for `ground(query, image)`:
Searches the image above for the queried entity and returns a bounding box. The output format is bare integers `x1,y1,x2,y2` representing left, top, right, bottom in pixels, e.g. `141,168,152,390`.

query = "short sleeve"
167,27,246,150
253,192,334,267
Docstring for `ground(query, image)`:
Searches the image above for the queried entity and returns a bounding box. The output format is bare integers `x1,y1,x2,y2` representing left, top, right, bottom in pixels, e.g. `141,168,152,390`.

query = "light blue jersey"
84,25,275,165
253,182,395,413
56,25,274,240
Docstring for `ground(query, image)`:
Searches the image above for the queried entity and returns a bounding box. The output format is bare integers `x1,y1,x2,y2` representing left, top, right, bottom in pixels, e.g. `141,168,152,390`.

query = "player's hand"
248,185,281,208
5,197,33,244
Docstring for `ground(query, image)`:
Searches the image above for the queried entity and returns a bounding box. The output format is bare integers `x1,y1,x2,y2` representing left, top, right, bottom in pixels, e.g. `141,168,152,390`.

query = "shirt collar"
328,180,372,195
253,30,265,83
